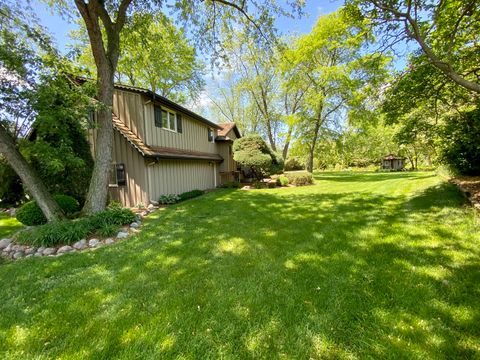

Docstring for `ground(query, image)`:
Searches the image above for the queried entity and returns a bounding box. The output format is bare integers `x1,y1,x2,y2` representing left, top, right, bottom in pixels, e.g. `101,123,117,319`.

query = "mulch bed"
449,176,480,211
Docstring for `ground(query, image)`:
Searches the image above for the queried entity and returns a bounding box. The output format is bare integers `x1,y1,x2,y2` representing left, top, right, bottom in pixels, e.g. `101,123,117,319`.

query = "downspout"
213,162,217,188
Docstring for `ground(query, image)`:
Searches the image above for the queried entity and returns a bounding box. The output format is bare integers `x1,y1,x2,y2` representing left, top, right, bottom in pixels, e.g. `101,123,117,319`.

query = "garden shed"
381,154,405,171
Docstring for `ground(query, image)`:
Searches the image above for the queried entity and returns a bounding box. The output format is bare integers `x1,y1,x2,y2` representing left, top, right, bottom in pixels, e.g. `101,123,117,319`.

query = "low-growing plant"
97,223,120,238
16,195,80,226
15,207,136,247
159,194,180,205
253,180,267,189
179,190,204,201
285,172,314,186
277,175,289,187
220,181,241,188
16,218,92,247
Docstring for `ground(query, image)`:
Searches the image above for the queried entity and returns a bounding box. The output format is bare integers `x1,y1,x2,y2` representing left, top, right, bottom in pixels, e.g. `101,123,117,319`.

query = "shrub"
159,194,180,205
179,189,204,201
253,180,267,189
284,157,304,171
16,195,80,226
285,172,314,186
97,223,120,238
220,181,241,188
233,135,283,179
15,207,136,247
437,108,480,175
277,175,289,187
16,218,93,247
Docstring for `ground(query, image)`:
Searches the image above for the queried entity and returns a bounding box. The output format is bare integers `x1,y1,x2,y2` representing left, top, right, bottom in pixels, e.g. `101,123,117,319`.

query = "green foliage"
159,194,180,205
178,190,204,202
21,76,95,205
97,223,120,238
16,207,135,246
233,135,281,179
277,175,289,187
285,172,314,186
220,181,242,189
253,180,267,189
0,158,23,207
16,195,80,226
437,108,480,176
284,156,304,171
16,219,92,247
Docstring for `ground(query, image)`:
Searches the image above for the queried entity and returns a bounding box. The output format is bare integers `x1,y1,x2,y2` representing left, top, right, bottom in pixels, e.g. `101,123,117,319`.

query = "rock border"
449,178,480,212
0,205,159,261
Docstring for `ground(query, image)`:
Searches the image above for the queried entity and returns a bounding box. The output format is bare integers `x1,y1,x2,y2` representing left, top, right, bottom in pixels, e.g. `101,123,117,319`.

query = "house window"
208,128,214,143
109,163,126,186
154,105,181,133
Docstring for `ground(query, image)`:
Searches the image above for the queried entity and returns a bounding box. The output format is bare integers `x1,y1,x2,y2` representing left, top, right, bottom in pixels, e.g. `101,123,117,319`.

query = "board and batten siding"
109,131,149,207
143,103,217,152
148,160,216,200
113,90,145,140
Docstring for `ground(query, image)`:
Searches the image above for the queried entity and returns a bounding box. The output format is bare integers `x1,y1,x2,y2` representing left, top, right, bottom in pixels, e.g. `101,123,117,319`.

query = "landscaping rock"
130,222,140,228
37,247,45,254
12,244,24,252
73,239,87,250
4,243,13,252
43,248,56,256
116,231,129,239
25,247,36,255
34,252,43,257
0,238,12,250
104,238,115,245
13,251,24,259
57,245,73,254
150,200,159,206
88,239,101,248
147,204,155,210
8,208,16,217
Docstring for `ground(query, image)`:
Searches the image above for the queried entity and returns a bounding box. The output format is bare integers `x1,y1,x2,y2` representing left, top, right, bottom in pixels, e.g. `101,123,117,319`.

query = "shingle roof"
216,123,241,140
383,154,405,160
112,114,223,162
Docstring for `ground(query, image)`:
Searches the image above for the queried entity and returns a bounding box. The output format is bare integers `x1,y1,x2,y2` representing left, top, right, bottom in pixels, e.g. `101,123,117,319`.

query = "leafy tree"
282,9,388,172
0,2,64,221
437,108,480,175
233,134,282,179
348,0,480,94
71,12,205,103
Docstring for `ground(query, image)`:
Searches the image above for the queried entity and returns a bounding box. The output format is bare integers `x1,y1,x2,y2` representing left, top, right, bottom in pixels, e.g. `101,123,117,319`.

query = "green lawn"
0,212,23,239
1,172,479,359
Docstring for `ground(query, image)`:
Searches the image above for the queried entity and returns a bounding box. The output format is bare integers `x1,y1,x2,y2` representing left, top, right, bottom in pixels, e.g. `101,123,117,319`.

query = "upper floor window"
208,128,214,143
154,105,182,133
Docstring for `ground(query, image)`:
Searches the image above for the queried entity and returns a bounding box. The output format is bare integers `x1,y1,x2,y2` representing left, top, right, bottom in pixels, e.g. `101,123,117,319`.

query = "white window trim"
208,128,215,143
108,163,119,187
160,107,178,133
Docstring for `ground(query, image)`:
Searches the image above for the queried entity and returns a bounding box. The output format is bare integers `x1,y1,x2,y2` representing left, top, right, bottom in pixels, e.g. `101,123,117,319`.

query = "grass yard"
0,212,23,239
1,171,479,359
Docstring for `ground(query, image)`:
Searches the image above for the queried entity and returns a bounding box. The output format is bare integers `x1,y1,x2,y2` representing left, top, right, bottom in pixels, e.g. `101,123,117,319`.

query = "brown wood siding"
109,131,149,207
144,103,217,153
147,160,215,200
113,90,145,140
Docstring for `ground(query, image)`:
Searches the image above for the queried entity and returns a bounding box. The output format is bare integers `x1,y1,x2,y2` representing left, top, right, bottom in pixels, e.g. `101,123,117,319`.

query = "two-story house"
89,83,241,207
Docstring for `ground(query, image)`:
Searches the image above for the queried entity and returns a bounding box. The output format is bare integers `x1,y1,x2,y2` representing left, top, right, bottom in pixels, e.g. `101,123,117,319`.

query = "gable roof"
112,114,222,162
114,83,221,130
216,122,241,141
383,154,405,160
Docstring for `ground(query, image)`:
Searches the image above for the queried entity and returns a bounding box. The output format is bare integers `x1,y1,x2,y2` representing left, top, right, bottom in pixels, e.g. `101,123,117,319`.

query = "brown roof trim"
112,114,222,162
217,122,241,138
147,146,223,162
114,83,221,130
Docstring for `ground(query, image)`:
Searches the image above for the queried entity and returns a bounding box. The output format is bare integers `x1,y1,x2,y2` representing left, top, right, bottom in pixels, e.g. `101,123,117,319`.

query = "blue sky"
32,1,343,54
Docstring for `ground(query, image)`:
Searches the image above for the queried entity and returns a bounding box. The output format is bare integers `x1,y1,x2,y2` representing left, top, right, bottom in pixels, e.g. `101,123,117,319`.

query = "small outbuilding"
381,154,405,171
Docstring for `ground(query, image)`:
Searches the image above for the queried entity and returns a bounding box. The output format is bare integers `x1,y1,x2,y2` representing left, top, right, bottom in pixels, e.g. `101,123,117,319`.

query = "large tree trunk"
0,125,64,221
82,70,115,214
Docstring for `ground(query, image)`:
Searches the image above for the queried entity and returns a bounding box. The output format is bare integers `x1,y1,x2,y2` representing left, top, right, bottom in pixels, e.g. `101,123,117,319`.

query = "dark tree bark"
74,0,131,214
0,125,64,221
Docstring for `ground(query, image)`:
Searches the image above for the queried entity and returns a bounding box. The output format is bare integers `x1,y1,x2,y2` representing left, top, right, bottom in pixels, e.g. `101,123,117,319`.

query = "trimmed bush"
16,195,80,226
179,189,204,201
285,172,314,186
159,194,180,205
220,181,241,188
15,207,136,247
277,175,289,187
284,157,304,171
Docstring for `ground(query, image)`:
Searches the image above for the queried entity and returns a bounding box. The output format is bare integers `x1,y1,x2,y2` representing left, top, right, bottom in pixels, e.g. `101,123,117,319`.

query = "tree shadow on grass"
313,171,436,183
0,181,479,359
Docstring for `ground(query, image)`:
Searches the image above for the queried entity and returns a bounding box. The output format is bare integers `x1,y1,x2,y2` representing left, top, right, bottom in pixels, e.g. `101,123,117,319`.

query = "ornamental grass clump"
285,172,314,186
